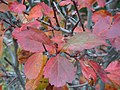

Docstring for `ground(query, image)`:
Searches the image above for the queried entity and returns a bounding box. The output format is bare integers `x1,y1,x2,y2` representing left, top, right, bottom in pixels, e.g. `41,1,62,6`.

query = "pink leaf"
80,60,97,82
63,32,106,51
59,0,72,6
28,4,43,20
24,53,43,79
93,14,120,39
44,54,75,87
12,27,53,52
96,0,105,7
88,60,109,83
8,1,26,14
110,37,120,50
105,61,120,86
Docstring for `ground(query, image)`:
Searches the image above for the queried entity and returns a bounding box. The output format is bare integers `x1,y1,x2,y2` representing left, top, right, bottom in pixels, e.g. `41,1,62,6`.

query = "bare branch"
72,0,85,31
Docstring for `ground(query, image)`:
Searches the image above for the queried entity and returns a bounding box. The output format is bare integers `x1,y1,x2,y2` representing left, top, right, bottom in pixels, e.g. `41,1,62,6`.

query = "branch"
4,42,25,90
4,57,14,67
37,19,72,33
72,0,85,31
0,18,16,28
94,0,113,10
86,8,92,30
0,0,8,5
53,2,66,20
68,82,88,88
71,20,79,33
52,3,60,27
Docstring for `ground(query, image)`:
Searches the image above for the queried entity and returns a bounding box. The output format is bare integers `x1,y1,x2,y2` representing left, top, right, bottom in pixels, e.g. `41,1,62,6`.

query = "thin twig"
87,8,92,30
94,0,113,10
72,0,85,31
4,57,14,67
42,43,48,52
52,3,60,27
0,0,8,5
71,20,79,33
0,18,16,28
37,19,71,33
53,2,66,20
68,82,88,88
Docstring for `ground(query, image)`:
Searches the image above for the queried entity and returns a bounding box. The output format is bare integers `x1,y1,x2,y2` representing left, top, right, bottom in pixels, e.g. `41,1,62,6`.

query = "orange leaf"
28,4,43,20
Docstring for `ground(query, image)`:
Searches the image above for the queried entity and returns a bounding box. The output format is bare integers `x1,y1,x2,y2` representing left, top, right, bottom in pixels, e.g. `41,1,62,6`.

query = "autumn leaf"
110,37,120,50
12,27,54,52
105,61,120,86
80,60,109,83
96,0,105,7
8,1,26,14
80,60,97,82
0,22,4,57
0,0,16,12
44,54,75,87
28,4,43,20
35,78,49,90
24,53,47,79
92,10,111,23
28,2,53,20
53,85,68,90
18,49,33,64
25,54,47,90
88,60,109,83
93,14,120,39
59,0,72,6
63,32,106,51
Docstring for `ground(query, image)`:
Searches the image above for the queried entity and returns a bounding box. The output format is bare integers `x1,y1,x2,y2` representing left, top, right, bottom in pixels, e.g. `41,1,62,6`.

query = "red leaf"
96,0,105,7
93,14,120,39
28,4,43,20
92,10,111,23
106,18,120,39
39,2,53,18
93,16,112,39
12,27,53,52
8,1,26,14
110,37,120,50
80,60,97,82
105,61,120,86
24,53,47,79
88,60,109,83
59,0,72,6
44,54,75,87
63,32,106,51
28,2,53,20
